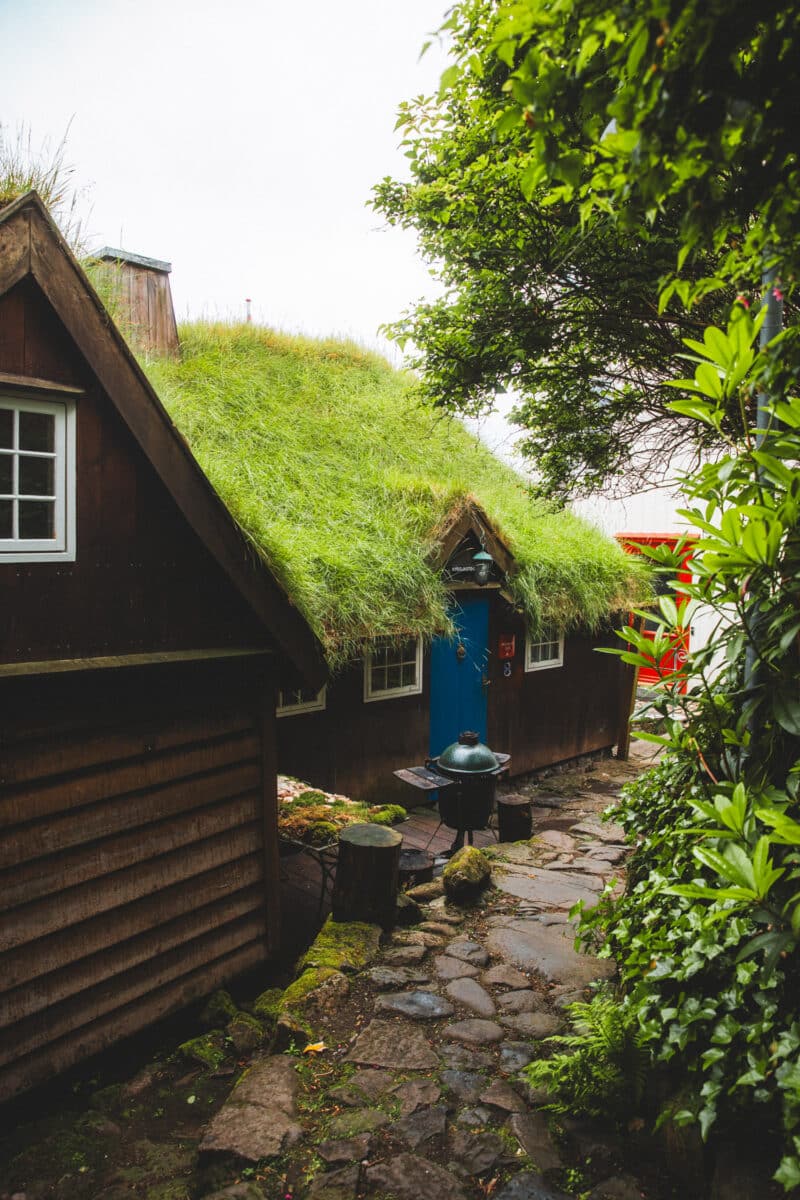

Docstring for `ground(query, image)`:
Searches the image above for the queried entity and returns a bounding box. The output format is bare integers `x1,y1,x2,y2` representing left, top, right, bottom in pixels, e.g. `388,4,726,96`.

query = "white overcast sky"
2,0,455,355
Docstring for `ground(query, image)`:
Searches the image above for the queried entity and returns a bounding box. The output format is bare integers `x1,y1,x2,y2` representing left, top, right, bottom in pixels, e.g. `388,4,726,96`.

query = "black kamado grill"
394,731,510,856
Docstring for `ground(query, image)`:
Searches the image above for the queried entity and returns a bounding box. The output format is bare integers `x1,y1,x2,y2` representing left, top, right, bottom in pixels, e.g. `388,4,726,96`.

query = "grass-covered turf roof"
145,323,645,667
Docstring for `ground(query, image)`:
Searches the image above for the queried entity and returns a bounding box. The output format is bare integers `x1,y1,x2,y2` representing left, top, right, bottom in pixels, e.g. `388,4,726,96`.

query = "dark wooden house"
276,503,633,803
0,193,325,1102
143,324,643,809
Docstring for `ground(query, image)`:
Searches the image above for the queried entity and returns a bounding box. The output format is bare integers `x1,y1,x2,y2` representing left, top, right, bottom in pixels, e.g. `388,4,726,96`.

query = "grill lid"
436,730,500,776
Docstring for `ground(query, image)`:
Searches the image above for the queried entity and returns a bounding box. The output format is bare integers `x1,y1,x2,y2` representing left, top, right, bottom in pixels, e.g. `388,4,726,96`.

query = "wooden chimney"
96,246,180,358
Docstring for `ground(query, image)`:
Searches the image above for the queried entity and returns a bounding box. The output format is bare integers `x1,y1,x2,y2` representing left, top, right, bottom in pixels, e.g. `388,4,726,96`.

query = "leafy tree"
373,0,798,499
433,0,800,1187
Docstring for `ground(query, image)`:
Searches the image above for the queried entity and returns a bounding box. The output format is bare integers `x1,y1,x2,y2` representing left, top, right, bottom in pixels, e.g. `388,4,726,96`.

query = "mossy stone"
252,986,284,1025
226,1011,265,1055
199,989,238,1030
178,1030,227,1071
443,846,491,900
298,916,382,975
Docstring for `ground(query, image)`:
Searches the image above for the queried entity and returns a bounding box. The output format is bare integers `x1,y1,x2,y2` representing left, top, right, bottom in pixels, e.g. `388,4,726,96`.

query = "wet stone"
449,1129,506,1175
501,1012,563,1039
328,1068,394,1106
366,966,431,990
328,1107,390,1138
317,1133,373,1165
536,830,577,853
483,963,530,989
382,944,428,966
435,955,481,981
486,919,615,990
440,1069,486,1103
480,1079,526,1113
493,1171,573,1200
200,1055,302,1161
393,930,446,949
445,940,491,967
572,820,626,844
446,977,496,1017
375,990,454,1020
508,1112,564,1172
426,909,463,925
393,1079,441,1116
455,1105,496,1127
366,1151,466,1200
307,1164,360,1200
440,1043,495,1070
445,1018,505,1045
500,1041,536,1073
345,1018,439,1070
395,1103,448,1150
498,989,546,1015
420,921,459,937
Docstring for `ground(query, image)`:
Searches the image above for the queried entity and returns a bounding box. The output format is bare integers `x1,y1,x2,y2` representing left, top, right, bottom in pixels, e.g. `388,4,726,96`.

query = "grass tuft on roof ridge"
145,322,646,668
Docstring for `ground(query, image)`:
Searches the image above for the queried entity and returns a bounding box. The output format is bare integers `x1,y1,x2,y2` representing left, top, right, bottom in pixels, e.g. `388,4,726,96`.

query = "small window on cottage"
0,396,75,561
525,624,564,672
364,636,422,702
277,685,327,716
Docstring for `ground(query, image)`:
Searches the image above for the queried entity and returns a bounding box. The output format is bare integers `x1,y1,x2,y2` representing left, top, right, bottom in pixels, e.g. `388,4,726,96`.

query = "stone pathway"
199,757,657,1200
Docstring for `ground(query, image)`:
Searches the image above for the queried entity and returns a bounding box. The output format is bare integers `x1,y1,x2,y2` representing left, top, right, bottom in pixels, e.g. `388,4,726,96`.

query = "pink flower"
773,287,784,302
735,294,750,308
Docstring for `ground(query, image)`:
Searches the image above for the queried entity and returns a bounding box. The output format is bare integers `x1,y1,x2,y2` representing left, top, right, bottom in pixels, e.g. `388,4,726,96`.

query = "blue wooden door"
430,594,490,757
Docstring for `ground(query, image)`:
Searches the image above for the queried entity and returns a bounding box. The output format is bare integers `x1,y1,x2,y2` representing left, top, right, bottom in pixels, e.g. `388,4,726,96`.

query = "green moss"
443,846,491,899
293,790,330,807
297,916,381,974
367,804,407,826
145,323,646,667
306,819,339,845
177,1031,227,1071
198,989,238,1028
252,987,284,1024
226,1011,265,1054
281,967,341,1012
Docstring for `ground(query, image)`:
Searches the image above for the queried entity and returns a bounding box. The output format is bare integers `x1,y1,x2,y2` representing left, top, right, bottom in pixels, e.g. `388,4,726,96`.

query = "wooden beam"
0,204,30,297
0,646,271,678
0,371,84,397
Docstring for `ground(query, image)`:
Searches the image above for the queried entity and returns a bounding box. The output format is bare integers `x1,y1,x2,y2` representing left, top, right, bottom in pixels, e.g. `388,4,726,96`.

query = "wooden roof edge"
0,192,326,690
429,499,517,577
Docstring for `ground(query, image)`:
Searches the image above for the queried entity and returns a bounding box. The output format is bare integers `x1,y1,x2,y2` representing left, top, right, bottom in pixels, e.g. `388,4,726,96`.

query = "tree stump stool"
398,847,435,888
497,794,532,842
331,823,402,930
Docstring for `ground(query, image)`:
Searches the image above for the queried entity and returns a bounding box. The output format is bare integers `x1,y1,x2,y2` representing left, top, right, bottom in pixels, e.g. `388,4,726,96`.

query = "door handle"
481,674,491,688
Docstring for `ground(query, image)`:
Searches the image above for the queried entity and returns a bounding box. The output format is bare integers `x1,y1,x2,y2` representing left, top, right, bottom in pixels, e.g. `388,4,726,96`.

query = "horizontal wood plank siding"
0,661,277,1102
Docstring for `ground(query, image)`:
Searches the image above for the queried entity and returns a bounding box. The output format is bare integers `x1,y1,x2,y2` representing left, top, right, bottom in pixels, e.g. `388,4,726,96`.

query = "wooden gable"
0,193,325,688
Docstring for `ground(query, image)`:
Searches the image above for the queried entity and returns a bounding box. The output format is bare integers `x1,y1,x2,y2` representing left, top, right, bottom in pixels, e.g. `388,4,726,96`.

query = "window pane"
19,410,55,452
0,499,12,537
0,454,12,495
386,664,401,689
19,455,54,496
0,410,12,449
19,500,55,539
401,662,417,687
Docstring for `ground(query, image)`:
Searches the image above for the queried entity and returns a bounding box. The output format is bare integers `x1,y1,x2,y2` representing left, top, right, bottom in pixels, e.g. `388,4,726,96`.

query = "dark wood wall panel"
0,659,277,1102
277,655,430,805
0,279,267,664
276,599,629,803
488,606,627,774
0,940,264,1102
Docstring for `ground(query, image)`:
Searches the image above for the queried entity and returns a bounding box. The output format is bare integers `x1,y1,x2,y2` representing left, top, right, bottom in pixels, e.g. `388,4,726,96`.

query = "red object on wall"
498,634,516,660
616,532,696,693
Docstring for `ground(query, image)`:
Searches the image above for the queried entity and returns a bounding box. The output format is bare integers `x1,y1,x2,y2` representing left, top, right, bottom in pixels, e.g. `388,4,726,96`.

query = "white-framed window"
525,623,564,672
364,636,423,702
0,395,76,562
277,685,327,717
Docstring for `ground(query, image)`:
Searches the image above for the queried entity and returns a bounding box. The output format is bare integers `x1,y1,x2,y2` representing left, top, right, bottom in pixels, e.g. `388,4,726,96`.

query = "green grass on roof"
145,323,645,667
